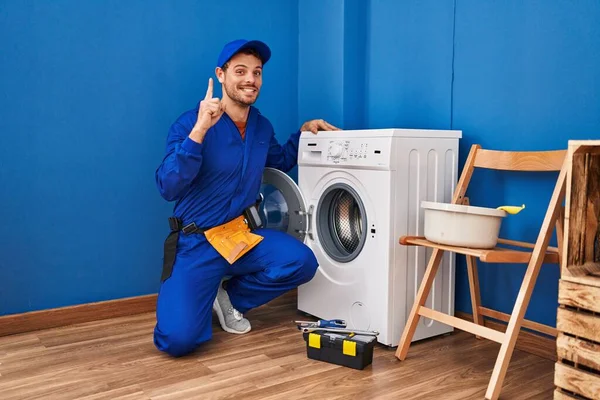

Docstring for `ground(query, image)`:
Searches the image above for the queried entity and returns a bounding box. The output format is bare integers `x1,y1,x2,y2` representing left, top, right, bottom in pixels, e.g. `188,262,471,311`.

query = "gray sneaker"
213,283,251,334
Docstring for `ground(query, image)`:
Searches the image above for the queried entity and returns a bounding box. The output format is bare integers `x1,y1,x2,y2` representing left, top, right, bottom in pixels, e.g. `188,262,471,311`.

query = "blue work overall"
153,104,318,357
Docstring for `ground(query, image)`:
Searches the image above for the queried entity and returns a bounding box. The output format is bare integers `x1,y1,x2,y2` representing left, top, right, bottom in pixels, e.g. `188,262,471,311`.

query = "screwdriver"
301,326,379,336
294,319,347,329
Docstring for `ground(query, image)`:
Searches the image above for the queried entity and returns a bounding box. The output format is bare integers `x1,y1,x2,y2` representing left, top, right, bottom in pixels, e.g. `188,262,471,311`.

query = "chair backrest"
473,148,567,172
452,145,567,205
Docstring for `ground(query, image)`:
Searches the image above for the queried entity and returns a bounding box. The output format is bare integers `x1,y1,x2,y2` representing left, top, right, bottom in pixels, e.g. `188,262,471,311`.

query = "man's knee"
297,245,319,284
153,327,209,358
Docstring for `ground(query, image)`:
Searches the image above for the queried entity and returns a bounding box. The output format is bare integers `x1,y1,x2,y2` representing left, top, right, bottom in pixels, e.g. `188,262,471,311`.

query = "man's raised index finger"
205,78,213,100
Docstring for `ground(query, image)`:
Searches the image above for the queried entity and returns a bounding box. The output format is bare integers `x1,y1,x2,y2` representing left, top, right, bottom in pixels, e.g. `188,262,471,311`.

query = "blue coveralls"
153,103,318,357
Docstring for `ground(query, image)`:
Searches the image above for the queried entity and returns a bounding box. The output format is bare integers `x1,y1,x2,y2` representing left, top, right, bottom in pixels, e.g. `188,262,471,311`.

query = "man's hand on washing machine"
301,119,340,134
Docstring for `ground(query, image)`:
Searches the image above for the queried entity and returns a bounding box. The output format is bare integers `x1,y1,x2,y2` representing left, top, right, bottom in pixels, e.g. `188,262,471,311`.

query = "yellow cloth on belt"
204,215,263,264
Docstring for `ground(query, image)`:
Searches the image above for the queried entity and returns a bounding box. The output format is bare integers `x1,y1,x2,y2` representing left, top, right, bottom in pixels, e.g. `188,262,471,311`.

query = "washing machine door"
259,167,310,242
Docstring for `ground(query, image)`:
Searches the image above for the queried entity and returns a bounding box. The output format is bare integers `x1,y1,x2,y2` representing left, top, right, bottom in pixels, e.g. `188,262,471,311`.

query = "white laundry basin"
421,201,507,249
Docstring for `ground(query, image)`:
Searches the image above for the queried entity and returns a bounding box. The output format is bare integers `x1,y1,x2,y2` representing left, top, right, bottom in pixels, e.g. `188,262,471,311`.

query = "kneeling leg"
153,244,227,357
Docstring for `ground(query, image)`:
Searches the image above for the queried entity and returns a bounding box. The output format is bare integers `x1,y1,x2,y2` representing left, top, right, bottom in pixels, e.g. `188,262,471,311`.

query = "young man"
153,39,339,357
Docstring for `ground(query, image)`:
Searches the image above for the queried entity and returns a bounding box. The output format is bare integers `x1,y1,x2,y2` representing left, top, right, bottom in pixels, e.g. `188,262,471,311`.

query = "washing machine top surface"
300,128,462,140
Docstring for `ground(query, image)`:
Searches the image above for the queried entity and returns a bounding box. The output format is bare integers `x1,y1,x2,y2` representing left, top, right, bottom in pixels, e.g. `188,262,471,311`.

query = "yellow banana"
496,204,526,215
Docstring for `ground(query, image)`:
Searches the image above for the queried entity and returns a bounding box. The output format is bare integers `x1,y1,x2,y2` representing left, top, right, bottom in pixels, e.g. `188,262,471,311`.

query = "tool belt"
161,204,264,282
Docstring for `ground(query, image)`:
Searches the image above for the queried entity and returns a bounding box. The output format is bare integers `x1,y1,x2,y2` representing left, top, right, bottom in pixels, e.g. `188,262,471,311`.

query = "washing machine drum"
330,191,362,251
317,184,367,263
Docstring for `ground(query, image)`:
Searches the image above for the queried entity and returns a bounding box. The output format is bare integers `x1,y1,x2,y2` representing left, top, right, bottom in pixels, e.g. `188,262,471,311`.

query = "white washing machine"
259,128,461,347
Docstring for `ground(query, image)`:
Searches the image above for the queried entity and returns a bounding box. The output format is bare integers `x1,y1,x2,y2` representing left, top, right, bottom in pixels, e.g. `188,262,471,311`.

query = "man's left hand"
301,119,340,134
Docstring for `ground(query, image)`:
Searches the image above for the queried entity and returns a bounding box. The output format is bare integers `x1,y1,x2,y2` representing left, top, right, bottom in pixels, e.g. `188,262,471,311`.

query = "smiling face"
217,50,263,107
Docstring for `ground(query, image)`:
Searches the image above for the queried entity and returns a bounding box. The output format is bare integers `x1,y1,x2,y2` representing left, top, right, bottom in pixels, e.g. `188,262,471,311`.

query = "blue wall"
0,0,299,315
298,0,367,131
2,0,599,329
367,1,455,129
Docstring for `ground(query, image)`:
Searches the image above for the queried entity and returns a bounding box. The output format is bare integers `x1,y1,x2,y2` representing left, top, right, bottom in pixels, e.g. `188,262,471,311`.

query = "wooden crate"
555,280,600,399
555,140,600,400
561,140,600,287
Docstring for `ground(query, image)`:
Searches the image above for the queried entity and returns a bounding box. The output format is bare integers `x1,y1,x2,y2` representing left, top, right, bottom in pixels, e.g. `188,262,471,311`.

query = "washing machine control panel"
327,140,369,163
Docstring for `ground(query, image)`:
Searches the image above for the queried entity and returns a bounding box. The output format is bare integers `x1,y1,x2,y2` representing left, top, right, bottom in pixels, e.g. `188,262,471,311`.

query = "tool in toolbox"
295,319,379,336
294,319,347,329
300,326,379,336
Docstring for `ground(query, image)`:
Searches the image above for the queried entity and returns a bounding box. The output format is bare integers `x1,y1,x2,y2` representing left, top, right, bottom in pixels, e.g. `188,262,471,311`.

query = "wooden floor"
0,292,555,400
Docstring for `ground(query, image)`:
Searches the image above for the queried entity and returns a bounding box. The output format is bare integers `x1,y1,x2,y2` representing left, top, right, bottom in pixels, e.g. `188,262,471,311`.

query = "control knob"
329,143,343,158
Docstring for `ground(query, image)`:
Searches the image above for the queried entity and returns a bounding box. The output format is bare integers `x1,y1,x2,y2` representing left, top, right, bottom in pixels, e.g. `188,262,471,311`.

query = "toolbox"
302,331,377,370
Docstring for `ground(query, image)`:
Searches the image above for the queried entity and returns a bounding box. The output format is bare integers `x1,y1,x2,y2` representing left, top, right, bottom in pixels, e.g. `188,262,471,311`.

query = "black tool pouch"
162,227,179,282
161,217,205,282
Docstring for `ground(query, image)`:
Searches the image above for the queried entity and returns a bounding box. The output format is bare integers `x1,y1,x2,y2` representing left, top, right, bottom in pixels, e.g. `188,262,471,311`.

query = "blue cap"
217,39,271,68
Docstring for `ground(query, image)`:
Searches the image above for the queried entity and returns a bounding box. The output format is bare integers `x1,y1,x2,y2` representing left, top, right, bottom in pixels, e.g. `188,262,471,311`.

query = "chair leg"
556,205,565,268
466,255,483,338
395,248,445,360
484,255,545,400
485,160,568,400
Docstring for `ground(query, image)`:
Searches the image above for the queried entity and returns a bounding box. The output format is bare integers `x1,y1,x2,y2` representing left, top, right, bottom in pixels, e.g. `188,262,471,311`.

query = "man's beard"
224,81,260,106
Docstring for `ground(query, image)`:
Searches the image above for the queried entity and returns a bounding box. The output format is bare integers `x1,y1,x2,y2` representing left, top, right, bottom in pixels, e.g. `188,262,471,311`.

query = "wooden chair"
395,144,568,400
